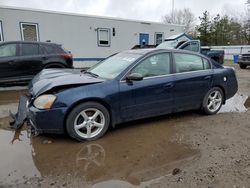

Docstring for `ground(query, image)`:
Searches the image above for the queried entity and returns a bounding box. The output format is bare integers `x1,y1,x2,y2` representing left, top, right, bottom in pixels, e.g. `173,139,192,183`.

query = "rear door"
172,53,213,111
0,43,20,82
17,43,44,78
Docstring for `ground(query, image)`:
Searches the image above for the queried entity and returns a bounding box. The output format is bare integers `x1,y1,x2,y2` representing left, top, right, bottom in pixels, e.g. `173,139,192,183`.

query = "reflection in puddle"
219,93,249,113
0,127,40,185
0,117,199,187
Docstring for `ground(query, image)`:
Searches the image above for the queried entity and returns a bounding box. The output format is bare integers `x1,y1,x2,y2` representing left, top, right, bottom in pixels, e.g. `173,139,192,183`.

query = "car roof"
123,48,209,59
0,41,60,46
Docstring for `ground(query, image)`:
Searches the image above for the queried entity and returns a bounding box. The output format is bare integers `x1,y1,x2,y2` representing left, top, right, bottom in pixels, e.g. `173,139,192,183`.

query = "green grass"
224,60,234,65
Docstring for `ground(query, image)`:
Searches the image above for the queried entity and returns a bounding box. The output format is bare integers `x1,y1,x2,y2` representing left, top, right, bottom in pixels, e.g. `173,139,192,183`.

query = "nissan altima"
10,49,238,141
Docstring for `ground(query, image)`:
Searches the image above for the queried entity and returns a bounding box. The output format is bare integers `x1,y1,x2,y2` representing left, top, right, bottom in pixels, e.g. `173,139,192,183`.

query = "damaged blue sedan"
11,49,238,141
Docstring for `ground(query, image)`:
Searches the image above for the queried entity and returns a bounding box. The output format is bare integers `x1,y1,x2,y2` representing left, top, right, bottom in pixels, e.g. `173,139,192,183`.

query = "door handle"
164,83,174,89
204,76,211,80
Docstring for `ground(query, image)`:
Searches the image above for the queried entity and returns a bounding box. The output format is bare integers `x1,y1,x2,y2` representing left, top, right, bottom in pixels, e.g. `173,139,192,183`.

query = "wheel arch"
44,62,66,68
64,98,114,132
213,85,226,104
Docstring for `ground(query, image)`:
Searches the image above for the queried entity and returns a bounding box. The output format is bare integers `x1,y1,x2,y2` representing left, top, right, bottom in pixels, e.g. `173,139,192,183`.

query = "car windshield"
87,52,141,79
156,40,179,49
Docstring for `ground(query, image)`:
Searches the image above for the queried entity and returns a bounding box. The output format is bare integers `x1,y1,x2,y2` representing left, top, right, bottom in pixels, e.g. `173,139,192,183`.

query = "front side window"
97,28,110,47
174,53,204,73
180,41,200,52
0,21,3,42
20,22,39,41
21,43,40,56
0,44,17,57
131,53,171,78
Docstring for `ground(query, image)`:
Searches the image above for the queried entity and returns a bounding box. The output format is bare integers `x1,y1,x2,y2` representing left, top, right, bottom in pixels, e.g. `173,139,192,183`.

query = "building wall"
0,6,184,67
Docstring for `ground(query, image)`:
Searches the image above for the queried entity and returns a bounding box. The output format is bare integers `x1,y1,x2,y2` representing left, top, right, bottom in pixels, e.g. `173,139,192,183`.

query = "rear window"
21,43,40,56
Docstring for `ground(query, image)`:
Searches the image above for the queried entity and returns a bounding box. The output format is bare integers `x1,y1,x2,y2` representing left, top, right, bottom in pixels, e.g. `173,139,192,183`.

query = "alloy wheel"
207,90,222,113
74,108,105,139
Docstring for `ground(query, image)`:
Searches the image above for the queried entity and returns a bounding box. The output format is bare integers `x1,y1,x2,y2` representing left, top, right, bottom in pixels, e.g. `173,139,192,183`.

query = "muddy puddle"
0,117,199,187
0,89,27,105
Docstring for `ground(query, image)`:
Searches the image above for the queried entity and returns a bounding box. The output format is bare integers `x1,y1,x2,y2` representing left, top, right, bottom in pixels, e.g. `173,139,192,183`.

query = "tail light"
62,53,73,60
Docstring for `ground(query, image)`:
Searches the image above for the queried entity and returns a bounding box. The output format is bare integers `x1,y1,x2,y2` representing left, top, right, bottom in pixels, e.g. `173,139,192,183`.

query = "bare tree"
162,8,196,33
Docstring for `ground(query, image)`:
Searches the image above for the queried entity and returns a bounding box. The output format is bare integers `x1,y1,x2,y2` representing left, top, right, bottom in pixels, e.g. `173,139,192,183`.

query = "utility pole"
172,0,175,23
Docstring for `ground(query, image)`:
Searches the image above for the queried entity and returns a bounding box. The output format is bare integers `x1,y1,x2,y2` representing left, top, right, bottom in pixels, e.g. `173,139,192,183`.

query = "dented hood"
29,69,105,97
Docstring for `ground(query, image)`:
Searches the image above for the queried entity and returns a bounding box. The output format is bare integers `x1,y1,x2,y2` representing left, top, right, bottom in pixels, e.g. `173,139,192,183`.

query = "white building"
0,6,184,67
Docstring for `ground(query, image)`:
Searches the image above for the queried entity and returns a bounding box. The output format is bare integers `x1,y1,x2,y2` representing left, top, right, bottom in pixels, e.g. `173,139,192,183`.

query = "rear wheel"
66,102,110,141
202,87,223,115
239,63,247,69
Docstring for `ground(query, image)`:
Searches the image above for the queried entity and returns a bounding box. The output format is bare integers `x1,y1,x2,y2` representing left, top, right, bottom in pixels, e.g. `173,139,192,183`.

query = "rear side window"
174,53,204,73
42,44,64,54
21,43,40,56
0,44,17,57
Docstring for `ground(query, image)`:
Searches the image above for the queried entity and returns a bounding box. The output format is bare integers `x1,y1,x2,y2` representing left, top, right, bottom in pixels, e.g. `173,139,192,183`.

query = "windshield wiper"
84,71,99,78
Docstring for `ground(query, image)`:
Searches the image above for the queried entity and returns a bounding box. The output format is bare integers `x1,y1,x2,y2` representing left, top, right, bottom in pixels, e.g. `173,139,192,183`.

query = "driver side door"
119,52,174,121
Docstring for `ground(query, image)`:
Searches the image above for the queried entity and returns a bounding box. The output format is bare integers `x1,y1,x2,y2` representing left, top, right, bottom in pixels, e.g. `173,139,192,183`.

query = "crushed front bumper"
9,95,29,129
10,95,67,135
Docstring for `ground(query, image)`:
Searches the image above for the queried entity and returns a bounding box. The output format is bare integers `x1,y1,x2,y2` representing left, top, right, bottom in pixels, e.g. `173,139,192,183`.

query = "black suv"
0,41,73,86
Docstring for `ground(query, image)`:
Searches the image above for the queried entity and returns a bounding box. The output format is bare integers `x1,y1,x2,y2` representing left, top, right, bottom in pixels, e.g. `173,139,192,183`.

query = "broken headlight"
33,94,56,109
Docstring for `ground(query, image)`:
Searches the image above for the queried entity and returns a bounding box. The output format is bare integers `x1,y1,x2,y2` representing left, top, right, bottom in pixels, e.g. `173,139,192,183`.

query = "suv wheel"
239,63,247,69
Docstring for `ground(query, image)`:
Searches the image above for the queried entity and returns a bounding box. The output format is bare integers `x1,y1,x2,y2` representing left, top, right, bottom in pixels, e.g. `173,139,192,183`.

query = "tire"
202,87,223,115
239,64,247,69
66,102,110,141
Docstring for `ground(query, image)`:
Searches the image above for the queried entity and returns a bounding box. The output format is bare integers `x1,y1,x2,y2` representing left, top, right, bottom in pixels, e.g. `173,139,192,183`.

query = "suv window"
21,43,40,56
43,44,55,54
43,44,65,54
131,53,171,78
0,44,17,57
174,53,204,73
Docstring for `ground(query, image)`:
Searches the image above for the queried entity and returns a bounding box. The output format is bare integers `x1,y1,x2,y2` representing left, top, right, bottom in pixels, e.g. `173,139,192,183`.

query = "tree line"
163,5,250,46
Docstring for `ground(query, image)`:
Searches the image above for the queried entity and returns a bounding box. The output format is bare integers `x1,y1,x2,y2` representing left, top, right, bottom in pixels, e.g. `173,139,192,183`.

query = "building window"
155,32,164,45
0,21,3,42
97,28,110,47
20,22,39,41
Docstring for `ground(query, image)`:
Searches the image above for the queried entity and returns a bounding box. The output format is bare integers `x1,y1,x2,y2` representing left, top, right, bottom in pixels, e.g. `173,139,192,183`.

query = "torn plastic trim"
9,95,28,129
9,95,41,136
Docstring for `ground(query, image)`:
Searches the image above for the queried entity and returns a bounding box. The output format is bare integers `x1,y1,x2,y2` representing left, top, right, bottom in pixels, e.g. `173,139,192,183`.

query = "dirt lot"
0,64,249,188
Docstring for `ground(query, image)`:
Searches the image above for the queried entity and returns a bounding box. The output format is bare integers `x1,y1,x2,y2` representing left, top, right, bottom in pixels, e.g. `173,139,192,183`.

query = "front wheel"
202,87,223,115
66,102,110,141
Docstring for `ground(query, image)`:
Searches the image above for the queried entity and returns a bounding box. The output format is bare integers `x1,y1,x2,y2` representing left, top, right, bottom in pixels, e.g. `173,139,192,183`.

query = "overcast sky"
0,0,247,22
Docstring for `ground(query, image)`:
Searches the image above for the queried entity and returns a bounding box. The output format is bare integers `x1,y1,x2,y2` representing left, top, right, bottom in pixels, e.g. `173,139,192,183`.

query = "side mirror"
126,73,143,81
